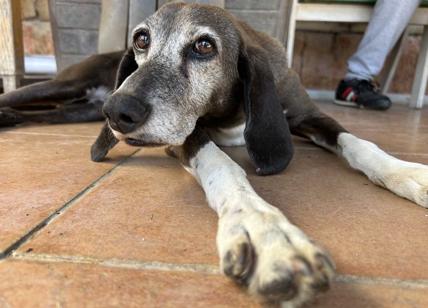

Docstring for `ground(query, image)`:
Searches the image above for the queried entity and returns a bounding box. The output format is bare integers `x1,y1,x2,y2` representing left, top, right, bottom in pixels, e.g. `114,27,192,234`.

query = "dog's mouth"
125,138,163,147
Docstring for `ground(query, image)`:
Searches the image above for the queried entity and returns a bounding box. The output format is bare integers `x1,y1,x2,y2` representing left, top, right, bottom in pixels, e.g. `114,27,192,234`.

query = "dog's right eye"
134,30,150,50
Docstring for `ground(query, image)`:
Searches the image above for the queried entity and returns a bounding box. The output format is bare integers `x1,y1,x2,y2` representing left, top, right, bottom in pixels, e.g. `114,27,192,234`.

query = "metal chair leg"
381,28,408,95
285,0,298,68
410,25,428,109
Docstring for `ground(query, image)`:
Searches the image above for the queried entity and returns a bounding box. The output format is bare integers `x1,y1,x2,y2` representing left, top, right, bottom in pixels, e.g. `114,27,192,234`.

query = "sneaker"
334,79,391,110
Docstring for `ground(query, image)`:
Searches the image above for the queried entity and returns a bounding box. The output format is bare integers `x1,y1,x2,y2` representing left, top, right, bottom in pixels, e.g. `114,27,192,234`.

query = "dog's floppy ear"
115,47,138,89
238,46,294,176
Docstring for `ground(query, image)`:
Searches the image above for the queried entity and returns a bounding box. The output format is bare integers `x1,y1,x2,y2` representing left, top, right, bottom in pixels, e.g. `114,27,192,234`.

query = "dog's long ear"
238,46,294,175
115,47,138,89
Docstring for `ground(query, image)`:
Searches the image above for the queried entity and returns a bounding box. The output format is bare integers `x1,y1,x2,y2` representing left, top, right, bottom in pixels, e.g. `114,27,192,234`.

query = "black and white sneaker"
334,79,391,110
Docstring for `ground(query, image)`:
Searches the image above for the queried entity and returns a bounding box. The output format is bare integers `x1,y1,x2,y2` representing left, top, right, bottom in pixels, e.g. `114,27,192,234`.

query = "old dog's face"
103,3,241,146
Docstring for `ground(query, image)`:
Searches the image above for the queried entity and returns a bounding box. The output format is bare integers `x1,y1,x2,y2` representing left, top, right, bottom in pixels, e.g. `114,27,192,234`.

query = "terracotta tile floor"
1,101,428,307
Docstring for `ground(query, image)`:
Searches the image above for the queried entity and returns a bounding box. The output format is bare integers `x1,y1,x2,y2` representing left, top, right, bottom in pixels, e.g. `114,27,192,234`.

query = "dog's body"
0,51,123,126
2,3,428,306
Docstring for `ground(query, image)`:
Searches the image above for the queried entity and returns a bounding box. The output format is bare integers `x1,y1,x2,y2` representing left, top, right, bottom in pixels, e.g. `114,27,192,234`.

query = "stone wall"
49,0,101,70
21,0,54,55
226,0,282,37
20,0,422,94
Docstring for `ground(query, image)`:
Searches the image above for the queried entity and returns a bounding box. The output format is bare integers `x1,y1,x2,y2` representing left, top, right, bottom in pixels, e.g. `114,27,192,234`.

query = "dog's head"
103,2,293,174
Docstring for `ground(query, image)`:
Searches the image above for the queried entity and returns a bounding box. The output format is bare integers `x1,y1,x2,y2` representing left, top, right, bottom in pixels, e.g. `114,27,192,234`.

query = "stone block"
228,10,278,36
21,0,36,19
58,29,98,54
64,0,101,2
23,20,54,55
54,2,101,30
35,0,50,21
226,0,280,10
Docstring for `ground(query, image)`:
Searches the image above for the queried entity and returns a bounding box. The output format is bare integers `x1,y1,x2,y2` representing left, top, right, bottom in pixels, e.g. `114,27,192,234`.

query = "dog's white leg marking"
189,141,335,306
338,132,428,208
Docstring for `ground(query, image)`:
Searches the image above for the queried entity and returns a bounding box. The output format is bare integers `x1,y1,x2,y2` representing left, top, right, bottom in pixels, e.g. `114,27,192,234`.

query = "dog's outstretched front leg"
170,129,335,307
91,122,118,162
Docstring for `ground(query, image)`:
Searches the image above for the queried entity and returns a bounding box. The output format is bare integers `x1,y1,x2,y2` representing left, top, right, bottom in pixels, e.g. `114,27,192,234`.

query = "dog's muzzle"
103,94,151,134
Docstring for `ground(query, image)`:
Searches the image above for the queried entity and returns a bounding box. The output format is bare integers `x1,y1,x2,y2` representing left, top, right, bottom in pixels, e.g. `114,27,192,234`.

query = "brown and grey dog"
3,2,428,306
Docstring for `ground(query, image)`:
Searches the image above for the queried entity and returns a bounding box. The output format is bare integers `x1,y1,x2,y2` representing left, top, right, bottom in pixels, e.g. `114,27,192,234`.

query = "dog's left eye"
193,38,215,56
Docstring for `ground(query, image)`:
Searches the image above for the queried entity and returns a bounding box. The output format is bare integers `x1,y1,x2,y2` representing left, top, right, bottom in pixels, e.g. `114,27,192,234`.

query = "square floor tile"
0,129,136,254
18,147,219,265
0,260,258,308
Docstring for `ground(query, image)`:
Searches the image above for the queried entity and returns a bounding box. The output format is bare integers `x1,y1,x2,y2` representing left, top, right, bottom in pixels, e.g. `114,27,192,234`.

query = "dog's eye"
134,31,150,50
193,38,215,56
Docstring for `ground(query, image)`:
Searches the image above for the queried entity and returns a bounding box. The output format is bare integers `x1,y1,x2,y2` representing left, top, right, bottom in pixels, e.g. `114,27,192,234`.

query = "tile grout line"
294,146,428,156
12,252,220,275
1,131,98,139
0,149,141,260
335,274,428,290
10,252,428,289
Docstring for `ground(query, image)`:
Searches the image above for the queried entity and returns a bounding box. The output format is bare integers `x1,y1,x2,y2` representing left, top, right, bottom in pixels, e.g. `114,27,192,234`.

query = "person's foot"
334,79,391,110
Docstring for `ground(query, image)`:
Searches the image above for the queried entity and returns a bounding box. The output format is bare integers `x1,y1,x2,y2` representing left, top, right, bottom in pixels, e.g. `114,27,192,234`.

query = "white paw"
217,201,335,307
382,162,428,208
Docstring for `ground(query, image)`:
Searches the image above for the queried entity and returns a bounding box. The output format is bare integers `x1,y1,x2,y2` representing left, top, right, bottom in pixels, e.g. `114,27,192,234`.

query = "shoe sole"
333,99,361,108
334,99,392,110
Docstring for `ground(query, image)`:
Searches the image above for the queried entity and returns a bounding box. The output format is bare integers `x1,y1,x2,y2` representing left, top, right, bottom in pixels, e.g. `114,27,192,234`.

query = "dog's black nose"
103,94,150,134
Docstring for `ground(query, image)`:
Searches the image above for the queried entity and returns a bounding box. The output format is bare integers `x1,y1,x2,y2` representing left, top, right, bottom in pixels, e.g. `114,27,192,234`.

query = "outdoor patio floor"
0,101,427,307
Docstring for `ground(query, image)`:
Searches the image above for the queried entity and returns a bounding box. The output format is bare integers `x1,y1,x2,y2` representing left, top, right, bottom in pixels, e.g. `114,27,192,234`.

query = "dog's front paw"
381,162,428,208
0,108,23,127
90,142,109,162
90,124,119,162
217,204,335,307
